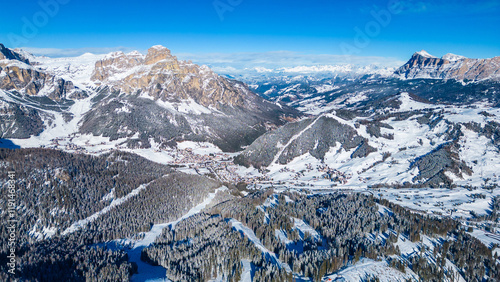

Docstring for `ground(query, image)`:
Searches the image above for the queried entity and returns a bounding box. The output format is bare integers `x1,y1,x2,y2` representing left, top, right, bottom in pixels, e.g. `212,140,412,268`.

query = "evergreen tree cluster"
0,148,219,281
144,191,499,281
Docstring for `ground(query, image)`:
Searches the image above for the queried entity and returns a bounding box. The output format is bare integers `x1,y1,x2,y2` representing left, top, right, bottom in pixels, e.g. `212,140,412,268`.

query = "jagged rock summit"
0,43,300,151
394,50,500,81
0,43,30,63
90,45,249,109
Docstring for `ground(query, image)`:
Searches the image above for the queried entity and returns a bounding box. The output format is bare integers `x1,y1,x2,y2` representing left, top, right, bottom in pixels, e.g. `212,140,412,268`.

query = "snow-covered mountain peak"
150,45,169,50
0,45,92,99
89,45,249,108
0,43,299,152
415,50,436,58
442,53,466,61
104,51,126,59
127,50,144,57
80,52,97,58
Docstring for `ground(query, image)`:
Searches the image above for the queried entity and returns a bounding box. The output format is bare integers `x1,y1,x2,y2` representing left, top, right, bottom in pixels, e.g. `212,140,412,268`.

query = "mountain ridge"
0,44,300,151
395,50,500,81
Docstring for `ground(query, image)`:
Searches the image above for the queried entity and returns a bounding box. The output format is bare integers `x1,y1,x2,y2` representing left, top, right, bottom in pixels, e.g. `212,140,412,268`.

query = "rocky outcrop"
0,43,30,63
91,51,144,81
394,50,500,81
83,45,301,151
91,45,247,109
0,63,83,99
0,45,86,100
144,45,173,65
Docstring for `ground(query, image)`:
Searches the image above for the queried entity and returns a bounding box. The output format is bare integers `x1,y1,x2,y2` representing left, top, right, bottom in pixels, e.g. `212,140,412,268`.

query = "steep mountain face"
80,46,299,151
0,62,85,100
394,50,500,81
0,46,89,139
91,46,246,108
0,43,87,100
0,56,86,100
0,43,30,63
0,44,299,151
0,99,45,138
78,85,291,151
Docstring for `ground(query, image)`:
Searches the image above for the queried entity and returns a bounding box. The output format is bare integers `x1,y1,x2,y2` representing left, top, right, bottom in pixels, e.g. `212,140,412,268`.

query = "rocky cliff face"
0,62,84,99
91,45,246,109
0,45,86,100
78,45,301,151
394,50,500,81
0,43,30,63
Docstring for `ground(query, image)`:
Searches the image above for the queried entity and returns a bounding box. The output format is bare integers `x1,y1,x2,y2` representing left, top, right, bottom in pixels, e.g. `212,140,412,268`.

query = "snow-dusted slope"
324,258,418,282
32,52,106,89
128,186,224,282
236,92,500,190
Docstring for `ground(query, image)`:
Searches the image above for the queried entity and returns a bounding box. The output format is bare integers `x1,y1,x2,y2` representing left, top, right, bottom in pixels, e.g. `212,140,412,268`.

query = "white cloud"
176,51,404,71
19,46,137,57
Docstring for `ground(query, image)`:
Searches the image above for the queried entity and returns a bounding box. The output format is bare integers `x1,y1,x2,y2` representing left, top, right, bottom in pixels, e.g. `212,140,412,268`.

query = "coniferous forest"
1,148,498,281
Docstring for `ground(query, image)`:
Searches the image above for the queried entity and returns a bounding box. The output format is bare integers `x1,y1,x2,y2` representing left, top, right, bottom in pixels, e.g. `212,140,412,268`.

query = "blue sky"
0,0,499,66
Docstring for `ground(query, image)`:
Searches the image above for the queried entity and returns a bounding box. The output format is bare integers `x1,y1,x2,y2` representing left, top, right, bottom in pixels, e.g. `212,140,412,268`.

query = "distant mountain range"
219,50,500,85
240,52,500,115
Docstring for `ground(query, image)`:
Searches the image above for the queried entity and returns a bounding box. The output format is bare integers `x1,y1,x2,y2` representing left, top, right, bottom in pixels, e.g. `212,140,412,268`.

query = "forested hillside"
144,191,499,281
0,148,220,281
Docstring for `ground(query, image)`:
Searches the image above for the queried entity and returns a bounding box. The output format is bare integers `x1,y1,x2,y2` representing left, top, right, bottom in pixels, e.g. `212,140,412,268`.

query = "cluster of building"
316,164,352,184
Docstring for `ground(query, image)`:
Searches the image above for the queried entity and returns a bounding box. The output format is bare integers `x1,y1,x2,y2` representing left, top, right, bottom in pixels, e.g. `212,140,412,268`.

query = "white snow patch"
177,141,222,155
240,259,253,282
468,228,500,248
230,218,291,272
292,217,321,242
416,50,437,58
324,258,417,282
62,182,152,236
